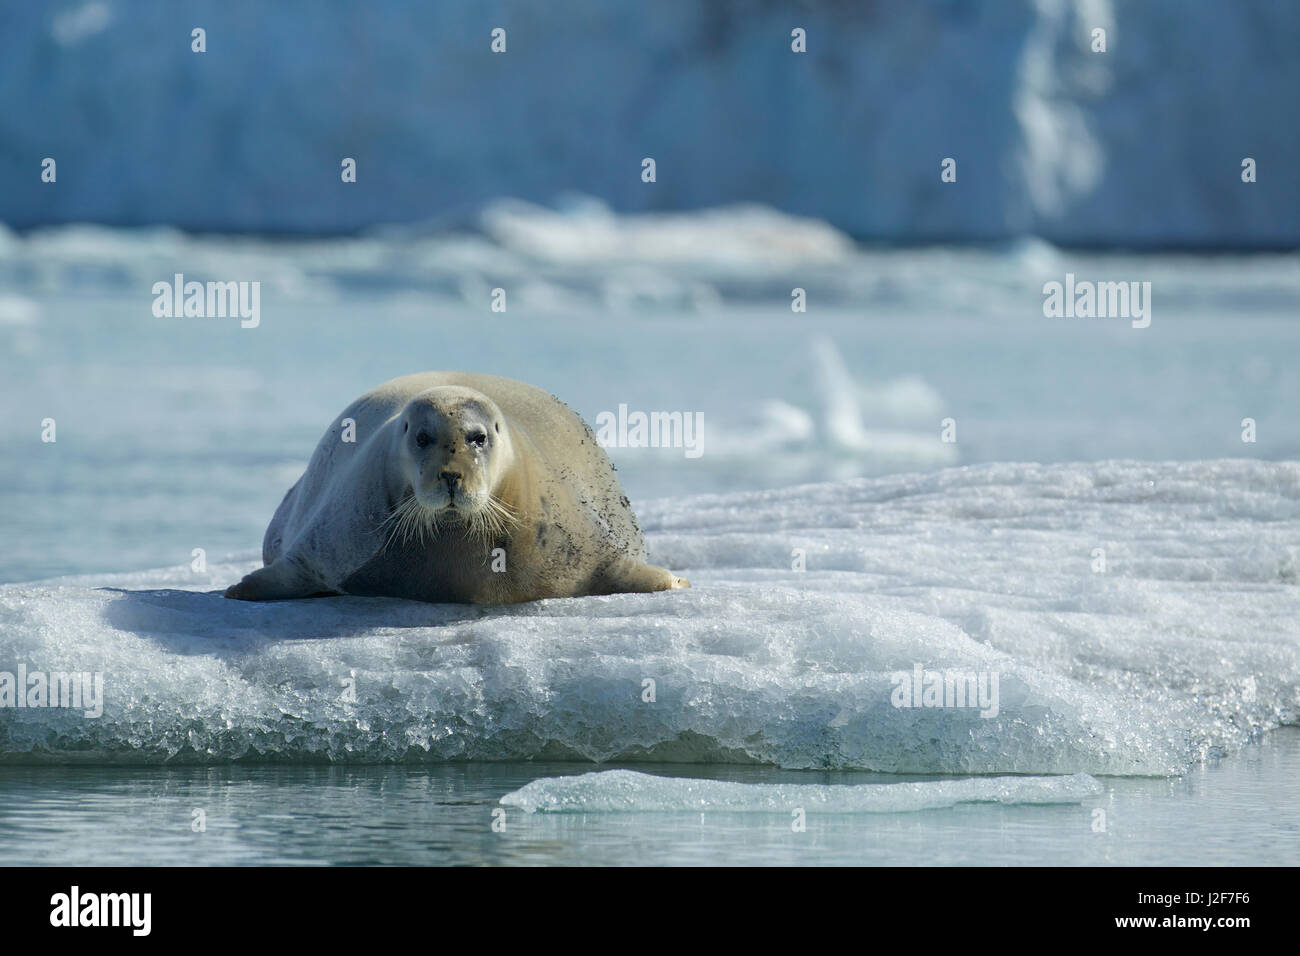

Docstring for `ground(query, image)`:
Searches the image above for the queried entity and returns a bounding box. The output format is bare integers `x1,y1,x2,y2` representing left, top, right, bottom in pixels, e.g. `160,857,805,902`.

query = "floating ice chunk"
1,460,1296,771
481,198,854,266
500,769,1103,814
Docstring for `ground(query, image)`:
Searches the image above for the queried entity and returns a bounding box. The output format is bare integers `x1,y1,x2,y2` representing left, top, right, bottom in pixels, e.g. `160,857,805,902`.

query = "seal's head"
392,387,516,539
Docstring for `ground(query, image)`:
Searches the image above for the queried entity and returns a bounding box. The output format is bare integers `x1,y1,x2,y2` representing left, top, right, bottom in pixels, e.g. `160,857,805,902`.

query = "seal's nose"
439,469,462,492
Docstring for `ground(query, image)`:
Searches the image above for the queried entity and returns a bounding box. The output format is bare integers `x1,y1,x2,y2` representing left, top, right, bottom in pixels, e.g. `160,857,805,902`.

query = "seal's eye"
468,430,487,448
415,431,431,448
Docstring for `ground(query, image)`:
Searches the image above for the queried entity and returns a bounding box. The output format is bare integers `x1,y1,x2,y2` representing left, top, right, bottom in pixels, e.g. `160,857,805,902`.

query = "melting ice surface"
1,459,1296,775
499,769,1103,814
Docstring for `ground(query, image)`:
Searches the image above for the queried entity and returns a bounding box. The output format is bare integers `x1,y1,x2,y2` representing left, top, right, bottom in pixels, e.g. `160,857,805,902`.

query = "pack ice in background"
0,0,1296,866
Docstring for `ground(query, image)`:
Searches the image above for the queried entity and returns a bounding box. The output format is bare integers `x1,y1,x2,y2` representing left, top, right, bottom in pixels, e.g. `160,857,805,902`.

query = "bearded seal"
224,372,689,604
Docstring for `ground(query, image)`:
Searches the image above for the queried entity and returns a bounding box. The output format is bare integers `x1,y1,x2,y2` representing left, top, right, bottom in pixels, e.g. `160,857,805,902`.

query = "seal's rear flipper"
224,559,326,601
594,557,690,596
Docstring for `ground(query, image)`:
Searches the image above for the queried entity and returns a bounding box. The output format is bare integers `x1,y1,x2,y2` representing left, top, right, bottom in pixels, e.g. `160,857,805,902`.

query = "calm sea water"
3,249,1298,585
1,729,1296,866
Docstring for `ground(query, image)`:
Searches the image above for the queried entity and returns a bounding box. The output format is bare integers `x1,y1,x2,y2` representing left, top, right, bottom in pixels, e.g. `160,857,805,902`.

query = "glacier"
1,0,1295,245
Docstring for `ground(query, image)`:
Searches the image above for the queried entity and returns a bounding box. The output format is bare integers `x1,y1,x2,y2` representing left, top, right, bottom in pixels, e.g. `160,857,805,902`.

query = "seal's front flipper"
595,557,690,596
224,559,325,601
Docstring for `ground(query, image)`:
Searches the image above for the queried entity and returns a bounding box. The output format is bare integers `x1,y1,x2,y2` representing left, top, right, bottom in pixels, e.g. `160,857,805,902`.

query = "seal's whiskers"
380,494,439,550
